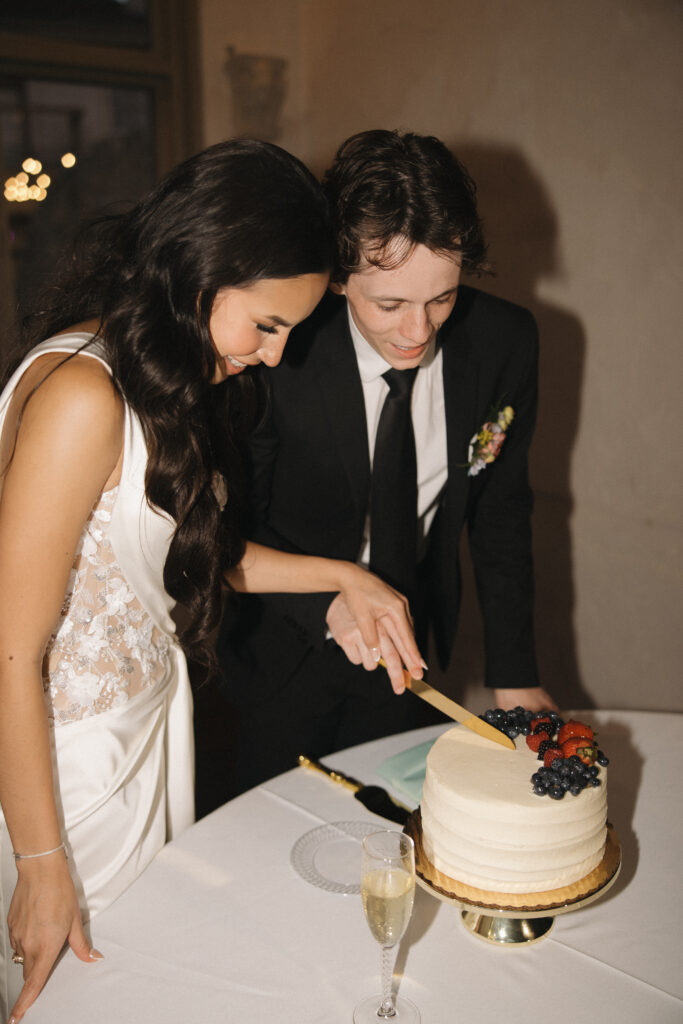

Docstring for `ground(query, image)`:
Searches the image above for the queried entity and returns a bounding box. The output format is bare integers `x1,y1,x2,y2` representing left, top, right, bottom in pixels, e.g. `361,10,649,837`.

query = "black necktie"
369,368,419,599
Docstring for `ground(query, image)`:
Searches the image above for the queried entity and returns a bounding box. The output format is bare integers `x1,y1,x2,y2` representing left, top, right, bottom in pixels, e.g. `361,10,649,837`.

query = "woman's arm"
0,355,121,1021
226,541,425,690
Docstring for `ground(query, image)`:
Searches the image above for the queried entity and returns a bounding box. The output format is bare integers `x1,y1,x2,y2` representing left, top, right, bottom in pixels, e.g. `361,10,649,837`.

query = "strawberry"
526,731,551,752
558,720,595,746
561,736,597,764
543,746,564,767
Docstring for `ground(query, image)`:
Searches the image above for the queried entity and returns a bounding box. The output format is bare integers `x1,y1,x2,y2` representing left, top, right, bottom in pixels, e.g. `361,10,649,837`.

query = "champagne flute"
354,830,420,1023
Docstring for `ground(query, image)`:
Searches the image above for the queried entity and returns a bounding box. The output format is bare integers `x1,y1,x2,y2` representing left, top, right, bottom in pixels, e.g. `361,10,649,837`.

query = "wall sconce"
225,46,287,142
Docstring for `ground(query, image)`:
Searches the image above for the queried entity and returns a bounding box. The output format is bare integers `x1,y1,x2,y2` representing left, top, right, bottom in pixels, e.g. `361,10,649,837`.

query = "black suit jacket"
219,286,539,700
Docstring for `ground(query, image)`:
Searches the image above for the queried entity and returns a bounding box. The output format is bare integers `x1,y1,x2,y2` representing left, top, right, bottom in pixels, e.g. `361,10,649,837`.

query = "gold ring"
12,952,24,964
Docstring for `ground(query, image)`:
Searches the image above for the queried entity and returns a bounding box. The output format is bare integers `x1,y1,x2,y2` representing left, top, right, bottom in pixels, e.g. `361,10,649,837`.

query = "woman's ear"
328,281,346,296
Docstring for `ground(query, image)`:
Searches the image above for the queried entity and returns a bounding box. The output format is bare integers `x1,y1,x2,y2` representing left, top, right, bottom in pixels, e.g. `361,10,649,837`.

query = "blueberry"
569,784,583,796
549,785,565,799
597,751,610,766
589,777,602,787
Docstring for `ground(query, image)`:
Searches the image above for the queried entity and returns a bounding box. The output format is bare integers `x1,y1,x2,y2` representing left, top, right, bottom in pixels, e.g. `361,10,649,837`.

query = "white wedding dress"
0,334,195,1015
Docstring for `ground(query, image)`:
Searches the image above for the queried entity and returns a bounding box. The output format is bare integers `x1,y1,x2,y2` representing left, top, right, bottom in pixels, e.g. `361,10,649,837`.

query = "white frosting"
421,726,607,894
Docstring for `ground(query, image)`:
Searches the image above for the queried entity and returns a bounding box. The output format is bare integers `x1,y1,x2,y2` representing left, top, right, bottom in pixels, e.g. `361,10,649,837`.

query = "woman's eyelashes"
256,323,278,335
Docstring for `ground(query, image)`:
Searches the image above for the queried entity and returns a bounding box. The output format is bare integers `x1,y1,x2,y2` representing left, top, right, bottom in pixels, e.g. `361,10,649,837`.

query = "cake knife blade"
380,660,516,750
297,755,411,824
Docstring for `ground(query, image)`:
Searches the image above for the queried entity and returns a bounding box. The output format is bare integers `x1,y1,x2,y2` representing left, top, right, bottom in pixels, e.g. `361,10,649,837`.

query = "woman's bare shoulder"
3,348,124,479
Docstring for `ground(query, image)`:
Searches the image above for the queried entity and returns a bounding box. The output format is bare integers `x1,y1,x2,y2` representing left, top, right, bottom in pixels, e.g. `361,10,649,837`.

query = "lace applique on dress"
44,487,173,726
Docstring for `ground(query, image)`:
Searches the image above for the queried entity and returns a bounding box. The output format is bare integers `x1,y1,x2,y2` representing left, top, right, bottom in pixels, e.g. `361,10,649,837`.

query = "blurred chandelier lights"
4,153,77,203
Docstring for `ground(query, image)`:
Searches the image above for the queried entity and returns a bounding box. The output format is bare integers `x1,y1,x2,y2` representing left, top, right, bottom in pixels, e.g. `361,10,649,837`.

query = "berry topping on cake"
558,720,595,745
536,738,559,759
526,731,548,752
543,746,564,767
561,736,598,765
479,707,609,800
530,714,554,731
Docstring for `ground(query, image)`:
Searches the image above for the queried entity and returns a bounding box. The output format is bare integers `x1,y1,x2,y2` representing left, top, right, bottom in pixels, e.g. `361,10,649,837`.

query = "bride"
0,139,422,1022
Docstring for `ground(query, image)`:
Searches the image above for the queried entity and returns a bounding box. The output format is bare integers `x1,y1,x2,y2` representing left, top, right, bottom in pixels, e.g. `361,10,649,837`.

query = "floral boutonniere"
467,404,515,477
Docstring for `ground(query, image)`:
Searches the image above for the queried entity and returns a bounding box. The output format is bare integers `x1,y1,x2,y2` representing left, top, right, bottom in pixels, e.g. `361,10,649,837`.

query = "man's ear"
328,281,346,296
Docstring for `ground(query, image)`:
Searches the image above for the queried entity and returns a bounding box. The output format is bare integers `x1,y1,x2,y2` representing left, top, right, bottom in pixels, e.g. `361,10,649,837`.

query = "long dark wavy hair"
4,139,334,671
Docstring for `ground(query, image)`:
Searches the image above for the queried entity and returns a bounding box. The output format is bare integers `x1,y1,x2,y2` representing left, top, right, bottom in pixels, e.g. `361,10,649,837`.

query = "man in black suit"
217,129,555,795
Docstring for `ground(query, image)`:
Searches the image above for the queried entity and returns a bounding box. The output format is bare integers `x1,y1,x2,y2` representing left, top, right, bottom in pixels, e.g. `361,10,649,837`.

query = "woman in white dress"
0,140,422,1023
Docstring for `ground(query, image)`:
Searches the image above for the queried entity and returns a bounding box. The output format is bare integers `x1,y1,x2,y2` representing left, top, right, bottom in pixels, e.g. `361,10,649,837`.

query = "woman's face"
209,272,329,382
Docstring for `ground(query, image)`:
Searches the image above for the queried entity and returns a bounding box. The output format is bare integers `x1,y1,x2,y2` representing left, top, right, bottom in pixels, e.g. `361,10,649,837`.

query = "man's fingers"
335,637,363,666
493,686,558,713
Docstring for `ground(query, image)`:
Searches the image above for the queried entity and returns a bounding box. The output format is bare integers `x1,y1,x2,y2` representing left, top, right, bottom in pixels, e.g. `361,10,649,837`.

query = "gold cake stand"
405,809,621,947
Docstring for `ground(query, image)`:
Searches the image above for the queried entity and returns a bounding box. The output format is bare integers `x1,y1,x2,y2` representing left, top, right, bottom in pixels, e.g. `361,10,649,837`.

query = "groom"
217,129,555,794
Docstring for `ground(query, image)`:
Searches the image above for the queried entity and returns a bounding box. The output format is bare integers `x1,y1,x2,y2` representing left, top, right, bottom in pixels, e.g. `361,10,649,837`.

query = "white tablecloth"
24,711,683,1023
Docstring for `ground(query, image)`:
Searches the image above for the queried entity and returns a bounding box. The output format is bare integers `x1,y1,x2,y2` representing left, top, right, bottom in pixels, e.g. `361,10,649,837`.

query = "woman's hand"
328,565,425,693
7,854,103,1022
227,545,425,692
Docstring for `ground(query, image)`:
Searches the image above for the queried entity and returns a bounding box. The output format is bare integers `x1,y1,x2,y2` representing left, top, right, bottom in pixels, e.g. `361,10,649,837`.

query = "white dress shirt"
347,307,448,566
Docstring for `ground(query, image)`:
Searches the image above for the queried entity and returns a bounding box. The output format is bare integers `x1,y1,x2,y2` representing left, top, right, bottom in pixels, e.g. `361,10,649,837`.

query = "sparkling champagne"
361,867,415,946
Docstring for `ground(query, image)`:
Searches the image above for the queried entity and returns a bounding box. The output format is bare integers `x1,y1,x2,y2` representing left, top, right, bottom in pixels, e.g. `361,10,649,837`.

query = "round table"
24,710,683,1023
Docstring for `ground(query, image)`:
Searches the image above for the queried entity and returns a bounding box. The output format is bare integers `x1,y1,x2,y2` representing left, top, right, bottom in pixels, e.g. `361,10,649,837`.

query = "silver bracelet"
13,841,66,861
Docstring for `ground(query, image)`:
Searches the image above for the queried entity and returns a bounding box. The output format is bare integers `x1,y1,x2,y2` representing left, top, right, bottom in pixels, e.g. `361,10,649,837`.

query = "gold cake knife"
380,659,515,750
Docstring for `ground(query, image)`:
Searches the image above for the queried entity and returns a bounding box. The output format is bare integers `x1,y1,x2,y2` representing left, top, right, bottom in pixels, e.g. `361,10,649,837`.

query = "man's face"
334,240,461,369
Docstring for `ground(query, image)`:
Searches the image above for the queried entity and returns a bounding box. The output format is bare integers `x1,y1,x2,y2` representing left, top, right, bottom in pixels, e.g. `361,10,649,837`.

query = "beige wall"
199,0,683,711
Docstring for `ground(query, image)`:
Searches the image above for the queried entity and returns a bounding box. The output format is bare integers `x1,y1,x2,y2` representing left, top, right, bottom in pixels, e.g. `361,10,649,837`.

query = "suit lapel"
442,309,479,524
310,304,371,517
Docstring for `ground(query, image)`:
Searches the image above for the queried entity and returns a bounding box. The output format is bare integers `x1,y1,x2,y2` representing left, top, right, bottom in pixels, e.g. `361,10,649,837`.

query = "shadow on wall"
430,142,593,712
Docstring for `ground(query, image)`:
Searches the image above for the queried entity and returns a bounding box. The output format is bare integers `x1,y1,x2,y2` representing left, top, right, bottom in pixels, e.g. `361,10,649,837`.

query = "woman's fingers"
69,917,102,964
349,579,417,663
377,625,408,694
8,925,103,1022
337,567,425,679
377,606,425,679
9,945,60,1022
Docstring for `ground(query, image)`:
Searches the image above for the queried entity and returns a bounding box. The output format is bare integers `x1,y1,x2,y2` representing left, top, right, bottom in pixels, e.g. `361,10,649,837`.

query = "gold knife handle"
298,755,362,792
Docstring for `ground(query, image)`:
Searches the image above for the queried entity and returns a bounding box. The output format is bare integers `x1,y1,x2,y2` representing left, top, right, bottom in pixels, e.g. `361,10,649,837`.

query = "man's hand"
492,686,558,712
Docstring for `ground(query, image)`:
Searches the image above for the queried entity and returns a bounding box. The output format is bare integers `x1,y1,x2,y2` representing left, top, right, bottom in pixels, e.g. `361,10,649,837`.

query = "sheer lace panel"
44,487,173,726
